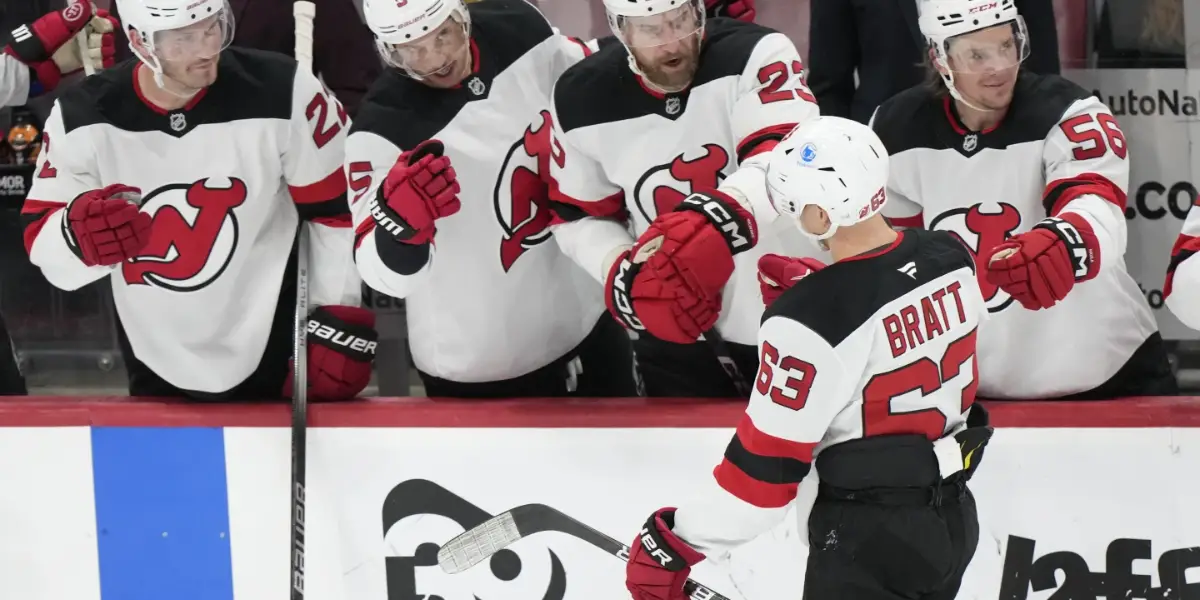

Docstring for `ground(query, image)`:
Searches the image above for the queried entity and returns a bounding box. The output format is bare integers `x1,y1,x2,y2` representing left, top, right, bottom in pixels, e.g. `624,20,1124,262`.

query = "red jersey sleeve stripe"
547,185,626,224
712,461,800,508
1043,173,1127,217
289,169,348,205
887,214,924,229
736,123,795,162
20,199,66,255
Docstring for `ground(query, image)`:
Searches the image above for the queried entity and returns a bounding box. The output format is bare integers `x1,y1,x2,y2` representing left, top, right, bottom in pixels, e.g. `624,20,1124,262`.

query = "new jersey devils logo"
631,144,730,223
122,178,247,291
383,479,567,600
495,110,561,272
928,202,1022,312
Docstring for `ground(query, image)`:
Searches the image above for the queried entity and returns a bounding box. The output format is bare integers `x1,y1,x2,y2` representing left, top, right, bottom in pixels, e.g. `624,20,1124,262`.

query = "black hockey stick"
702,328,751,397
290,1,316,599
437,504,731,600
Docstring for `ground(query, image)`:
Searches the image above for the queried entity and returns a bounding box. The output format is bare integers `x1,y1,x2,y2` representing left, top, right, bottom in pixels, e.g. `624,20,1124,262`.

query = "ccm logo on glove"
676,192,756,254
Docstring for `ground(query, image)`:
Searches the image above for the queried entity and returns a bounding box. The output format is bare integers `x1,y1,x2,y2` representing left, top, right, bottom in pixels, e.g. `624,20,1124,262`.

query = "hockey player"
871,0,1175,400
2,1,118,107
349,0,637,398
547,0,823,397
21,0,374,401
623,116,993,600
1166,198,1200,330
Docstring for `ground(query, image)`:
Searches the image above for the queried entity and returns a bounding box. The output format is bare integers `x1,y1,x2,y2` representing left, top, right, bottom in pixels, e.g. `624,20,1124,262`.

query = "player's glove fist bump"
626,508,705,600
372,139,461,245
757,253,825,307
66,184,151,267
10,2,119,93
605,190,757,344
984,214,1099,310
285,306,377,401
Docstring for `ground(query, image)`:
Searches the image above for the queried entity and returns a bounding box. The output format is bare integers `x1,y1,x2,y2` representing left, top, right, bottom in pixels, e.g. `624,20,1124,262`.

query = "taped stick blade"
437,510,522,574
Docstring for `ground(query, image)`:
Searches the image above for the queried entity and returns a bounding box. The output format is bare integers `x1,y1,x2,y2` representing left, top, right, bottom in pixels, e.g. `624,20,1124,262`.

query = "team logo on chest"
928,202,1022,313
122,178,247,291
466,76,487,96
494,109,561,271
631,143,729,223
962,133,978,152
168,112,187,132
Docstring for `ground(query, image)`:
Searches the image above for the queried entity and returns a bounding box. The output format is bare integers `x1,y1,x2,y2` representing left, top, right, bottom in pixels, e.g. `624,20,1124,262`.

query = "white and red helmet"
766,117,890,241
116,0,234,90
918,0,1030,105
362,0,471,78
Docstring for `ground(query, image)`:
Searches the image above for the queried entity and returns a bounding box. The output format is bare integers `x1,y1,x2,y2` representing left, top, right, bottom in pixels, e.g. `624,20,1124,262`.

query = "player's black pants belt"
816,480,967,507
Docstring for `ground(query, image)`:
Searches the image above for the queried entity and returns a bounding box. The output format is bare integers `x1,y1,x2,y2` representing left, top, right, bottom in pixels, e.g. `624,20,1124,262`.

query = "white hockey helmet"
918,0,1029,106
765,117,890,241
603,0,705,47
362,0,471,79
117,0,233,92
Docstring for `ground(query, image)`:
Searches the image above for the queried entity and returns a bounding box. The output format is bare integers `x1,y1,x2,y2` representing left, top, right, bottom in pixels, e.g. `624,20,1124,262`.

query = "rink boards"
0,397,1198,600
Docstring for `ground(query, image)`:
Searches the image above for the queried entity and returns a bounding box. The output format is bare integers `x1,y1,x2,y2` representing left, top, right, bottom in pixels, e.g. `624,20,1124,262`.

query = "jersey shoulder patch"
553,42,637,133
869,83,941,156
765,229,975,346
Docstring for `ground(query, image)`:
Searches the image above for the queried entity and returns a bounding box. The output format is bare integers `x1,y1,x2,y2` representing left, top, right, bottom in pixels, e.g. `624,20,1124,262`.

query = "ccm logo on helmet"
307,320,378,355
679,193,752,251
970,2,999,13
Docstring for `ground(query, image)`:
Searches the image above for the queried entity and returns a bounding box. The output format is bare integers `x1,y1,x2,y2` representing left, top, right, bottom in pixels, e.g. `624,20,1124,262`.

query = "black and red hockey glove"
705,0,756,22
984,214,1099,310
605,190,757,344
626,508,706,600
370,140,461,246
4,2,118,93
757,253,825,307
64,184,151,267
285,306,377,401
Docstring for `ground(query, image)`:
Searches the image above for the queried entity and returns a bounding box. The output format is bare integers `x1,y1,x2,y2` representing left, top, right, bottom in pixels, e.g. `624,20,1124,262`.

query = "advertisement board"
0,398,1198,600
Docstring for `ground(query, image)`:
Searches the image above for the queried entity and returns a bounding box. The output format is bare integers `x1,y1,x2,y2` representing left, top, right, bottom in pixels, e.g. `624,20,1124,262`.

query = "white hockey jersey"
871,72,1157,400
671,229,984,553
547,18,825,346
22,49,360,394
348,0,605,383
1165,196,1200,329
0,53,30,107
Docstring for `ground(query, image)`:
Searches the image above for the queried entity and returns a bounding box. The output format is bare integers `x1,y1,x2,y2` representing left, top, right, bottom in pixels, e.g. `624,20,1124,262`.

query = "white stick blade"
437,511,522,574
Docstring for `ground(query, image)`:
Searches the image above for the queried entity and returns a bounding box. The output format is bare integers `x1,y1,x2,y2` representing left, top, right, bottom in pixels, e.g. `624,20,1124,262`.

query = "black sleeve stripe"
723,434,811,485
296,194,350,223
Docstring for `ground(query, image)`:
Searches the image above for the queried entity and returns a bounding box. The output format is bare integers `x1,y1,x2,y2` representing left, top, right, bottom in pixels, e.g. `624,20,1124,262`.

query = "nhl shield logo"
169,112,187,132
962,133,978,152
466,76,486,96
664,96,681,115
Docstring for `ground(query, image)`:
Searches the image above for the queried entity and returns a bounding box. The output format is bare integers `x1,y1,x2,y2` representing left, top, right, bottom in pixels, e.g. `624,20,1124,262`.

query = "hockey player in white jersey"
1,1,118,107
21,0,375,401
623,116,993,600
1165,197,1200,330
871,0,1175,400
547,0,824,397
349,0,637,398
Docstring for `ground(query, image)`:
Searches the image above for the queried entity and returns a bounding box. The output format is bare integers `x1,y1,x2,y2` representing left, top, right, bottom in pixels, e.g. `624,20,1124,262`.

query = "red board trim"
0,397,1198,428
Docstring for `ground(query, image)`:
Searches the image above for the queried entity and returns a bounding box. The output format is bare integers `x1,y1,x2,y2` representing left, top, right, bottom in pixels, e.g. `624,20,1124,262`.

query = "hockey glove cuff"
672,189,758,256
757,253,825,307
626,508,706,600
64,184,150,267
286,306,377,401
372,140,461,246
705,0,756,22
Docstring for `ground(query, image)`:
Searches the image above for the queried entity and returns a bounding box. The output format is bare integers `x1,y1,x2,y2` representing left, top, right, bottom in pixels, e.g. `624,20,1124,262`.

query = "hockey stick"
77,2,98,76
289,2,316,599
437,504,731,600
702,329,751,397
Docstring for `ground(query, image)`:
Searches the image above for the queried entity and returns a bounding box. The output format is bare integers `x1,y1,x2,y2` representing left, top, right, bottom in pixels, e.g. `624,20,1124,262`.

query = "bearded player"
21,0,374,401
623,116,993,600
871,0,1175,400
547,0,824,397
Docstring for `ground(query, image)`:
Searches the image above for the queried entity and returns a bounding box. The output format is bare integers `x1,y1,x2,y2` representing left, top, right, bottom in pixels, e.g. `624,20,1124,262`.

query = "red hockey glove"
65,184,151,267
626,508,706,600
4,2,113,92
757,253,825,307
984,214,1099,310
705,0,756,22
370,139,461,246
285,306,377,401
605,191,757,343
